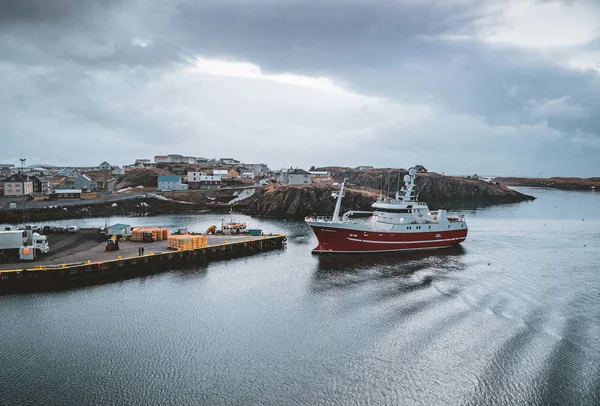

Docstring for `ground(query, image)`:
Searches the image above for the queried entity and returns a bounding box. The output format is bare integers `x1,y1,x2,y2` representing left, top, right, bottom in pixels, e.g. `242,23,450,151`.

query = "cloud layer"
1,0,599,176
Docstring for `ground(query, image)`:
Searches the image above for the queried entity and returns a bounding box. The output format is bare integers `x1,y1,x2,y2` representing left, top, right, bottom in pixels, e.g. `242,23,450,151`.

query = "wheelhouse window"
375,208,412,214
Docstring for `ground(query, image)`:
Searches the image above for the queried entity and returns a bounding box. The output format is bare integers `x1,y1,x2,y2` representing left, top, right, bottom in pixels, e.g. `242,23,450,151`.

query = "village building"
187,171,207,182
2,173,34,196
309,171,331,180
49,189,82,200
242,163,270,177
188,175,222,190
158,175,189,191
220,158,240,165
213,169,230,179
154,155,169,163
288,169,312,185
107,223,132,237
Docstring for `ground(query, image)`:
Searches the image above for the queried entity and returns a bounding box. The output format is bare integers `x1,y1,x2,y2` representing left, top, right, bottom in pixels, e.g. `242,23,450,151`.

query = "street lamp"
20,158,26,225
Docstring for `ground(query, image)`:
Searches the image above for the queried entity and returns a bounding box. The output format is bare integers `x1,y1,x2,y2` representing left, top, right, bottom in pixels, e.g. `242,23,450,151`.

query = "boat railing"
375,198,428,205
305,216,334,223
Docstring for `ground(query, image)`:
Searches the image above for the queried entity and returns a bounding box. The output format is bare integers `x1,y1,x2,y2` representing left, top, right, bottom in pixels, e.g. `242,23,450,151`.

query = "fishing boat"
305,167,468,253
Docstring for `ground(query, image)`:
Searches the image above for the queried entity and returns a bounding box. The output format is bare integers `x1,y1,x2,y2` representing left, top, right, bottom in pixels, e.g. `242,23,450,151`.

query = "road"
0,184,262,211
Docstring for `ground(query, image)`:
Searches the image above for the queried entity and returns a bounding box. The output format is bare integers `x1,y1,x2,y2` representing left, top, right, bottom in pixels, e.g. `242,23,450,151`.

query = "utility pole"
20,158,27,225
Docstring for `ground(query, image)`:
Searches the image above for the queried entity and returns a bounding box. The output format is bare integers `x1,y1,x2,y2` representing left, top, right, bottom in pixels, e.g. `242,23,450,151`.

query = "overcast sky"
1,0,599,176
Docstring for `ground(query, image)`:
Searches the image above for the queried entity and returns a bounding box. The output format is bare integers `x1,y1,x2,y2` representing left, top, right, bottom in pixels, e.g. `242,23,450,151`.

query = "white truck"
0,230,50,259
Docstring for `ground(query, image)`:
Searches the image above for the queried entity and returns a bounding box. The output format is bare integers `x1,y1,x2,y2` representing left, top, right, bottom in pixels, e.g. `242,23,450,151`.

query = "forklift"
105,236,120,251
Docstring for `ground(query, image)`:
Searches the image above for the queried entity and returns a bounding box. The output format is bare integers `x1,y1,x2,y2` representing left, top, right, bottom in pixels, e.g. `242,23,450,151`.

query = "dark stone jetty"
0,234,287,294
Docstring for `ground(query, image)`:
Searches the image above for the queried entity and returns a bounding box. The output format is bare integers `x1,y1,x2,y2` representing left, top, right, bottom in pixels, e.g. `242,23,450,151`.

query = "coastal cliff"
244,184,373,217
243,169,535,218
322,167,535,203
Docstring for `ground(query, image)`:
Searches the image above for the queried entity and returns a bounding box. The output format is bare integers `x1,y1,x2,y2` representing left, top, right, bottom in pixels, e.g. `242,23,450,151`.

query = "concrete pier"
0,234,287,293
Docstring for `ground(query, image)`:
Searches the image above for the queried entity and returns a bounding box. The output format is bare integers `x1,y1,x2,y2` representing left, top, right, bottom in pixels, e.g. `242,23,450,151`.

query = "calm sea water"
1,187,599,405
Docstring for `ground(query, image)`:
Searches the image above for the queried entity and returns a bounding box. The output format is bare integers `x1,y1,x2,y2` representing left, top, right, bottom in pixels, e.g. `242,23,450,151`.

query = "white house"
219,158,240,165
158,175,189,191
112,166,125,175
135,159,152,167
196,157,209,165
154,155,169,163
309,171,331,179
98,161,112,170
182,156,196,164
241,172,255,179
187,171,207,182
288,169,312,185
276,168,289,183
213,169,230,179
242,163,269,176
168,154,183,163
2,174,34,196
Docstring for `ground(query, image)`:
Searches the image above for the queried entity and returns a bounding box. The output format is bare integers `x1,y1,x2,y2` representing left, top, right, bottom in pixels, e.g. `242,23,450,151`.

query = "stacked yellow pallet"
131,227,171,242
168,235,208,250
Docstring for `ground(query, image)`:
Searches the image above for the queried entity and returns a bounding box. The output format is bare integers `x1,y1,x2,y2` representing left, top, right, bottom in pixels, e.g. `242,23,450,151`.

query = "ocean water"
1,187,599,405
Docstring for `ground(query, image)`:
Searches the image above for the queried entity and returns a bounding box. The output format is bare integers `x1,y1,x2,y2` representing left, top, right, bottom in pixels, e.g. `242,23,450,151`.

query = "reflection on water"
1,187,599,406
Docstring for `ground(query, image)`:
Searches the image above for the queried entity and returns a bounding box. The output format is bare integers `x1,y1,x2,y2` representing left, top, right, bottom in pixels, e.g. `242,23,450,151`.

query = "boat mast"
332,179,347,223
401,167,417,202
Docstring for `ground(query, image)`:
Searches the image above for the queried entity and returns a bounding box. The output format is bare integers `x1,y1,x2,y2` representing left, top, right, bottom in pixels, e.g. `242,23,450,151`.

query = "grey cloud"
0,0,599,175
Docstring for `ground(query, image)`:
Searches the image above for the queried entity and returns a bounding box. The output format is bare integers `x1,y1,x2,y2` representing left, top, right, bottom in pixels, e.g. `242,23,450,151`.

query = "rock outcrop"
243,168,535,218
244,184,373,218
322,167,534,204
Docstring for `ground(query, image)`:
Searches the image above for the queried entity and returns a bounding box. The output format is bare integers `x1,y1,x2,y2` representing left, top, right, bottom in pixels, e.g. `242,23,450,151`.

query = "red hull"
310,226,467,253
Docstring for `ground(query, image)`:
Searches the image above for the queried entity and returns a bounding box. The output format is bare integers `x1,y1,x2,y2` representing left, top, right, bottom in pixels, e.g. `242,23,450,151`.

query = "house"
168,154,183,163
154,155,169,163
107,223,132,237
29,175,46,195
288,169,312,185
74,171,117,193
188,175,222,190
135,159,152,166
355,166,374,170
98,161,112,170
228,169,239,179
309,171,331,180
158,175,189,191
73,174,94,190
59,168,81,177
276,168,289,183
219,158,240,165
187,171,207,182
242,163,270,176
213,169,230,179
2,174,34,196
0,164,14,178
196,157,209,166
49,189,82,199
112,166,125,175
241,172,255,179
182,156,196,164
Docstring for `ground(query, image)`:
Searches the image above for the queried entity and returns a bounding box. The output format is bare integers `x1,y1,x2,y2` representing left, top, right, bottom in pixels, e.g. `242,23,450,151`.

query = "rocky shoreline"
0,170,537,223
495,176,600,191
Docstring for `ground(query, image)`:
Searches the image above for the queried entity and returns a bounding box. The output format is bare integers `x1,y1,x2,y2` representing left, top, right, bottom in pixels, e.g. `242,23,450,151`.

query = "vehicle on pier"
305,167,468,254
0,230,50,259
